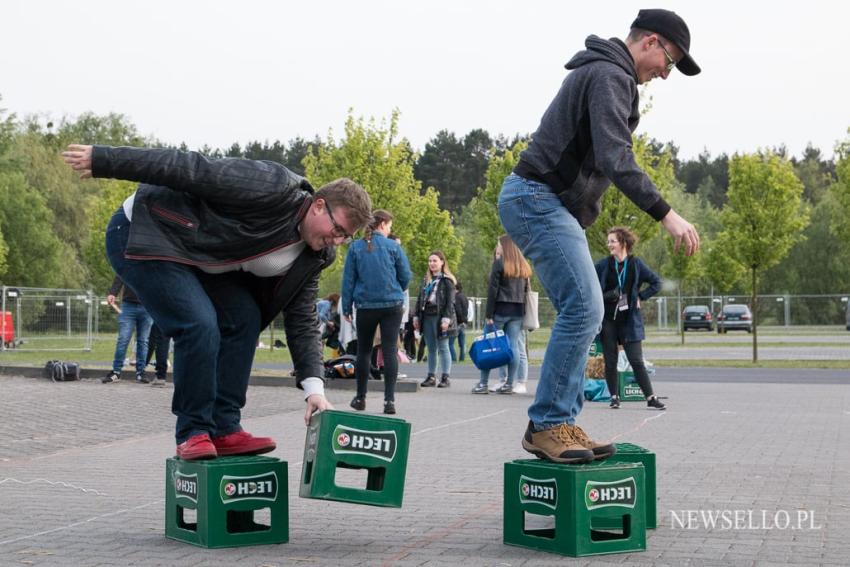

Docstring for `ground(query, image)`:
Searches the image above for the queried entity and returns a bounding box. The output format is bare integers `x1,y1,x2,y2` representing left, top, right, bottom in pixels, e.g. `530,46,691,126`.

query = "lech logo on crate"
332,425,397,462
584,477,637,510
518,475,558,510
219,472,279,504
624,383,642,396
174,471,198,504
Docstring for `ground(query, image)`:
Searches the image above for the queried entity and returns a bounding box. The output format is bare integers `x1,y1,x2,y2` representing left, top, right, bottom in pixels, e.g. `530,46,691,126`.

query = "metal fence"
1,285,96,351
466,293,850,332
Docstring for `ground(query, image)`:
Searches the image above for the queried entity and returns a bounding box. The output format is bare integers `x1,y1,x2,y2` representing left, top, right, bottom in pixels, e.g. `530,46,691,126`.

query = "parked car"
845,299,850,331
717,304,753,333
682,305,713,331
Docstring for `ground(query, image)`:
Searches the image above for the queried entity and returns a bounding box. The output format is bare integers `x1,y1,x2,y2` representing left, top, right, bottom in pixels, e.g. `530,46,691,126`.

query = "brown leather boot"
521,421,594,463
570,424,617,460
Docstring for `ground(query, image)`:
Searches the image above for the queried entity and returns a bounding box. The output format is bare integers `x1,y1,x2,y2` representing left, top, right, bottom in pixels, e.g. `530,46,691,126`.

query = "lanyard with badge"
615,258,629,312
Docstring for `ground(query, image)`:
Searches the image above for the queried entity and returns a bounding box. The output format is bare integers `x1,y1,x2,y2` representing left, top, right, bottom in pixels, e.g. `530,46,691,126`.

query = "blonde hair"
498,235,532,279
424,250,457,285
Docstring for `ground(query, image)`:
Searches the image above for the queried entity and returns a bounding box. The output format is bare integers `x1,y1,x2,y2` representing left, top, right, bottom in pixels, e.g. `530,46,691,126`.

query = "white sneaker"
489,380,506,392
513,382,527,394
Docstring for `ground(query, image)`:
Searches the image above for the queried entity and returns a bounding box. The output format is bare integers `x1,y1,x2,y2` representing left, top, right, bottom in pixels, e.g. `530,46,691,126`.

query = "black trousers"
601,317,654,398
144,324,171,379
355,305,404,401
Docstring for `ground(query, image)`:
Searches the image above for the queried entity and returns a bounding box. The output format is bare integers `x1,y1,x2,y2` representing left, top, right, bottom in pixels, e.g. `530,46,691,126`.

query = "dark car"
717,304,753,333
682,305,713,331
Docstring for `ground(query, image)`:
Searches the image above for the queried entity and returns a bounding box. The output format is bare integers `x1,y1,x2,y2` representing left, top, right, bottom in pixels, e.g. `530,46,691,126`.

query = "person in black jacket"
471,235,531,395
595,226,665,410
412,250,457,388
104,275,153,384
448,281,468,362
63,144,372,460
499,9,701,464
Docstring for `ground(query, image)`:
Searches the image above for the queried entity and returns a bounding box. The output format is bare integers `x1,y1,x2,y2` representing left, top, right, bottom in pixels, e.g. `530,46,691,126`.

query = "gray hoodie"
514,35,671,228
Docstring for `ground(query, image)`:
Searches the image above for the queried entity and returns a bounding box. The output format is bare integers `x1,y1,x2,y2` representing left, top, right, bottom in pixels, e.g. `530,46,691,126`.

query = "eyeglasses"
657,39,676,72
324,200,354,244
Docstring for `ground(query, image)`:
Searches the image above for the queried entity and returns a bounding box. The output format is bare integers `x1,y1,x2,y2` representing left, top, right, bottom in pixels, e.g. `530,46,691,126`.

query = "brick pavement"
0,370,848,566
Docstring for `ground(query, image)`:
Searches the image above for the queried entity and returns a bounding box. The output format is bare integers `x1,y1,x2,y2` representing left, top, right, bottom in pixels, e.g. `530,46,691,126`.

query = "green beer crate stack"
504,459,648,556
165,455,289,548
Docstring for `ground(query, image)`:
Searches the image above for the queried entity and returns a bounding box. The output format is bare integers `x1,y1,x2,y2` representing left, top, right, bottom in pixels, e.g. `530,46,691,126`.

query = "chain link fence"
466,293,850,332
1,286,96,351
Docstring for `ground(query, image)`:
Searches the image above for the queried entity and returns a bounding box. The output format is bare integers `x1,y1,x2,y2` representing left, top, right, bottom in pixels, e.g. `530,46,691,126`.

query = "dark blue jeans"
110,301,152,375
448,324,466,361
106,209,261,443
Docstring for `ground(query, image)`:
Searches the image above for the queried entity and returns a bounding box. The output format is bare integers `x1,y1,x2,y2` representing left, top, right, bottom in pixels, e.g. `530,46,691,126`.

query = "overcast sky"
3,0,848,160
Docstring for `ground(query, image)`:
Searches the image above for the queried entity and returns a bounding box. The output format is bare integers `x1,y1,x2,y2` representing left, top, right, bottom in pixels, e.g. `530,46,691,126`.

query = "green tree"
55,112,146,147
303,110,461,293
716,152,809,361
0,171,65,287
828,130,850,244
792,144,835,206
0,226,8,278
467,139,527,256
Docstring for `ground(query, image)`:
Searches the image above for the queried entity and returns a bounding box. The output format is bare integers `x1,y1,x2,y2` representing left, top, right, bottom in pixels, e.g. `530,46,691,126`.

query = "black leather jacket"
413,275,458,336
485,257,528,319
92,146,334,384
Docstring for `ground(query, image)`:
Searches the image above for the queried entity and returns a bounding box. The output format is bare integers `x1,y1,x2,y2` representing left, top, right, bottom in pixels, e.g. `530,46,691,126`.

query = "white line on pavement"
0,500,162,547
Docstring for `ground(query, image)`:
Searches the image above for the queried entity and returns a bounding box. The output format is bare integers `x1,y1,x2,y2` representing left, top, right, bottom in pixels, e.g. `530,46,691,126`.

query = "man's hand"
661,209,700,256
106,294,116,305
304,394,334,425
61,144,93,179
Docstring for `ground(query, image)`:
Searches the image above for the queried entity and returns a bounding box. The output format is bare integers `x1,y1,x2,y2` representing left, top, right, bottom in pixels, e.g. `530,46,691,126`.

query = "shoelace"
552,424,579,446
570,424,593,447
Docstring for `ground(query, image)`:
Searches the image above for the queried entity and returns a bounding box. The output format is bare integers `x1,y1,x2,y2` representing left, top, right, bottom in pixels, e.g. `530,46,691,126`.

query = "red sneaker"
176,433,217,460
211,430,276,456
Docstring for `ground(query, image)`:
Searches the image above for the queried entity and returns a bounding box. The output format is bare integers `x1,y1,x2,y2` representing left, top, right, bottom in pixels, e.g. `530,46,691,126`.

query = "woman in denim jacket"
341,210,412,414
413,250,458,388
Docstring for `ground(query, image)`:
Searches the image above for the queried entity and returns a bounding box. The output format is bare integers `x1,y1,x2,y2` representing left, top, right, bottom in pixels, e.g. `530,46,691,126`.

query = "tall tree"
413,129,467,213
467,140,527,256
793,144,835,205
716,152,809,361
0,171,65,287
828,130,850,244
303,110,461,294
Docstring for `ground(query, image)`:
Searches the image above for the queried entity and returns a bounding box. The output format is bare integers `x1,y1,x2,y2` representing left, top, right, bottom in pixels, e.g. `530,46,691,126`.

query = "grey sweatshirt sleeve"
587,73,671,221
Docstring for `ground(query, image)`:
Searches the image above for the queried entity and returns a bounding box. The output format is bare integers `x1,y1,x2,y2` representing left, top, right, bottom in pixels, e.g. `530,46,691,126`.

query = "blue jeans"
448,324,466,361
499,174,603,427
106,209,261,443
479,315,523,386
422,315,451,376
500,328,528,384
111,302,153,375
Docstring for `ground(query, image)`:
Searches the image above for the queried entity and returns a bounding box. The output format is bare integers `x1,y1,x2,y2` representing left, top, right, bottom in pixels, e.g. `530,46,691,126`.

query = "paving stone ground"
0,367,848,566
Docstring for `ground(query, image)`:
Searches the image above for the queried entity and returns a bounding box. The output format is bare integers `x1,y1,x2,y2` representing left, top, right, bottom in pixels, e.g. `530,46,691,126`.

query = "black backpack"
44,360,81,382
323,355,356,379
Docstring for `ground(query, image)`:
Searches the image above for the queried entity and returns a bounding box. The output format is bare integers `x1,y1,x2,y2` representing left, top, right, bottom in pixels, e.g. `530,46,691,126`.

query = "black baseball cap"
631,9,700,76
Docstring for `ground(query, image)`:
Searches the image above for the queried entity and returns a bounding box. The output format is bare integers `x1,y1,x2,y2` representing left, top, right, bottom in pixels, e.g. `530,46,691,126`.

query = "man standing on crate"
63,144,372,460
499,9,701,463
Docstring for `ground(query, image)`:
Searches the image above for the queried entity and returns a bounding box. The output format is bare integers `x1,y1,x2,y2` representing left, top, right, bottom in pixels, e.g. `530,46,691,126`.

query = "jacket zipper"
151,206,197,230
